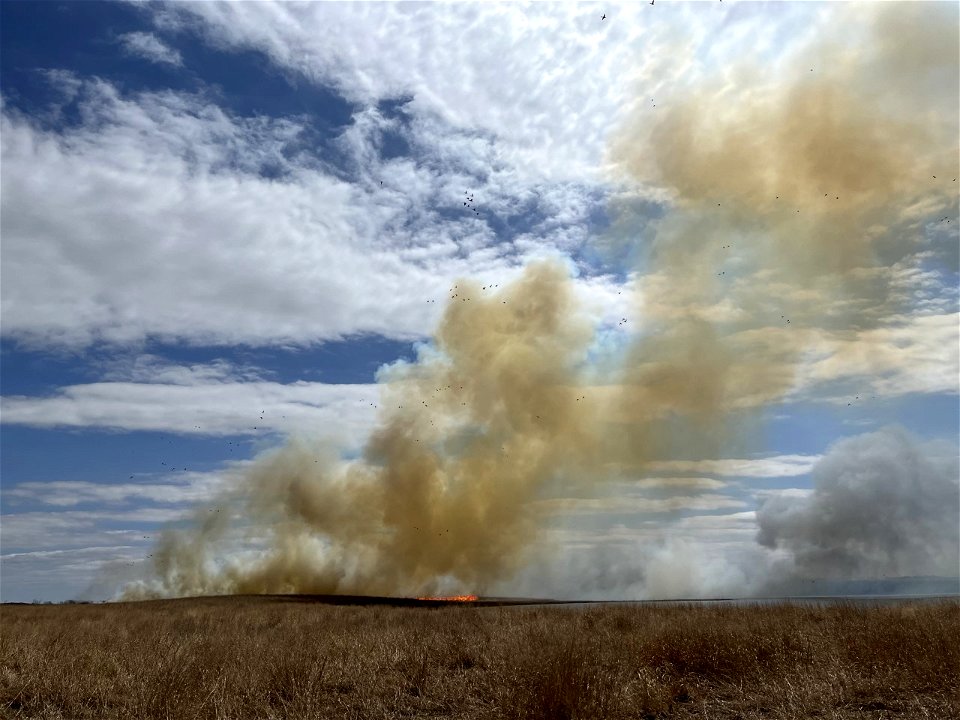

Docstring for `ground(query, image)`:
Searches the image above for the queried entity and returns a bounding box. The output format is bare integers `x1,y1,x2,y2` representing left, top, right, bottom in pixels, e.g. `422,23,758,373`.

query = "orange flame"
416,594,478,602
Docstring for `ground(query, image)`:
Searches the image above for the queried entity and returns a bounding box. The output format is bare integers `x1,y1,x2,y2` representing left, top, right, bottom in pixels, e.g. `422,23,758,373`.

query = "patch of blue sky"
583,196,663,283
763,393,959,455
1,1,151,129
420,179,612,273
434,193,517,232
131,336,417,385
291,336,418,383
1,335,416,497
1,0,355,178
1,335,417,391
376,96,415,122
0,427,243,498
918,231,960,306
377,126,412,162
375,97,415,160
0,339,97,395
762,404,868,458
487,203,554,250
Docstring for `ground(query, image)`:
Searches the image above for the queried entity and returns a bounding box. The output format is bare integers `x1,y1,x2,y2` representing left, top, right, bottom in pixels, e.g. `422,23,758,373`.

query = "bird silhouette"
601,13,606,20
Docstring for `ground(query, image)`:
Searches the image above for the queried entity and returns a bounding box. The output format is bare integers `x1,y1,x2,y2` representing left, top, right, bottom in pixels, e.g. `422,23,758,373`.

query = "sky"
1,1,958,603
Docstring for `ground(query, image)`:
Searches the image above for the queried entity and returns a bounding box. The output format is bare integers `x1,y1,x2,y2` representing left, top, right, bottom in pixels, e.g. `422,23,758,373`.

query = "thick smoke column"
133,264,606,597
757,427,960,580
125,4,958,599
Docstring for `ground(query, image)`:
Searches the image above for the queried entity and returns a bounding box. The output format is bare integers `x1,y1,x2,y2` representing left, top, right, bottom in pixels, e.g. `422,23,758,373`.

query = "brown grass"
1,597,957,719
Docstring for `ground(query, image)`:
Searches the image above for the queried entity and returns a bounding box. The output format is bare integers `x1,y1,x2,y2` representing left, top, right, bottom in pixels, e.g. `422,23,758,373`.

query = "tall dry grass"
1,597,957,719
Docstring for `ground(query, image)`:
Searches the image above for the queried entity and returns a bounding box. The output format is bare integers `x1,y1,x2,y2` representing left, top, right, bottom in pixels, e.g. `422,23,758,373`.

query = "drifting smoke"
133,264,605,598
124,4,958,600
757,427,960,581
611,1,958,415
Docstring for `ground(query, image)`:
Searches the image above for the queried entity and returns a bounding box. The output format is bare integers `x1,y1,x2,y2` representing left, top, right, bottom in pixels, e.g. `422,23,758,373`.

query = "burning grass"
1,597,957,719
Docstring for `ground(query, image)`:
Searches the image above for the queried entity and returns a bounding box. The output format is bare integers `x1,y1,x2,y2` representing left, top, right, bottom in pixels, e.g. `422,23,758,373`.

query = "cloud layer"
117,31,183,67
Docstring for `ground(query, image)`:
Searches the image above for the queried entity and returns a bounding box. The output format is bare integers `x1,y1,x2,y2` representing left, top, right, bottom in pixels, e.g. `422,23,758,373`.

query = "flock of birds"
464,191,479,216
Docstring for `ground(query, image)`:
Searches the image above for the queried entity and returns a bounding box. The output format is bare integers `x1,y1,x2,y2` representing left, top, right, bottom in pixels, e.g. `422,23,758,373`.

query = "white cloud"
4,6,952,374
675,511,758,531
1,76,622,349
647,454,821,478
0,545,143,603
0,508,187,551
545,516,762,549
752,488,813,503
117,31,183,67
631,476,727,490
182,2,832,184
799,312,960,400
536,493,746,517
1,545,133,562
0,372,379,446
96,354,268,385
4,472,229,508
549,478,734,517
157,2,707,182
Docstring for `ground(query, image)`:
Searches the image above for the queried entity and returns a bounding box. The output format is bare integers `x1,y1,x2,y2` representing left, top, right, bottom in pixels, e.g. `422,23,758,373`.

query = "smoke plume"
611,1,958,407
133,263,607,597
757,426,960,580
124,4,957,599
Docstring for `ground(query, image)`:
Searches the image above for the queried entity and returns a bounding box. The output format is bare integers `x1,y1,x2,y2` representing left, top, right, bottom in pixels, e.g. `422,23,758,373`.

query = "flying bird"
601,13,606,20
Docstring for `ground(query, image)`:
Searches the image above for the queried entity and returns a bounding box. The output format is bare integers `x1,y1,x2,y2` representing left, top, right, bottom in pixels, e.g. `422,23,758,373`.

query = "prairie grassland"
1,596,957,719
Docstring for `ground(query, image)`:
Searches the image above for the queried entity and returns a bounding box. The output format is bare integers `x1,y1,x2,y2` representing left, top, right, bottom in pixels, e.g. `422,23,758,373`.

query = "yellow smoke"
138,264,604,597
126,3,957,600
611,0,957,440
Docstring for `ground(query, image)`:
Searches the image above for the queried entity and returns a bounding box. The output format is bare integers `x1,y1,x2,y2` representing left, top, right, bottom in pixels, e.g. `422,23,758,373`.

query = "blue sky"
1,1,957,603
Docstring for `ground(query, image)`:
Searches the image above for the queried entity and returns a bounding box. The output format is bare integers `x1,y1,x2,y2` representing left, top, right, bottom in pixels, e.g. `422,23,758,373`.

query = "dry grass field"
1,596,957,719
